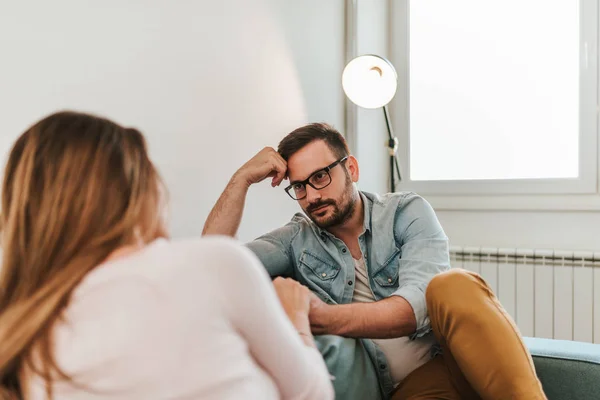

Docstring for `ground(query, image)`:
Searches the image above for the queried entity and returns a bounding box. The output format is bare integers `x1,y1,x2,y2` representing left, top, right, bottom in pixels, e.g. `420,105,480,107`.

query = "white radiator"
449,246,600,344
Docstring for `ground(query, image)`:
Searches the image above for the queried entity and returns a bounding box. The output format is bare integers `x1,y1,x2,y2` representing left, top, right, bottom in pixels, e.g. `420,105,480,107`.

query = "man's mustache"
306,200,336,213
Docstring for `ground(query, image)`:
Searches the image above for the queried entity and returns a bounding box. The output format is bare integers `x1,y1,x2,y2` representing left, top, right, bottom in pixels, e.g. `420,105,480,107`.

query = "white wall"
0,0,345,241
272,1,345,130
437,211,600,251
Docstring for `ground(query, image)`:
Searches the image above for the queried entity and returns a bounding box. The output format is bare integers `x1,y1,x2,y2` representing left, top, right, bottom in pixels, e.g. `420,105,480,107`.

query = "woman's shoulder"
70,235,269,321
81,236,255,283
161,235,268,277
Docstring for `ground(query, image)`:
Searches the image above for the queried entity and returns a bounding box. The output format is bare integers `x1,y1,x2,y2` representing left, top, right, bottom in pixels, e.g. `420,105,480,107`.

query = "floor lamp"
342,54,402,192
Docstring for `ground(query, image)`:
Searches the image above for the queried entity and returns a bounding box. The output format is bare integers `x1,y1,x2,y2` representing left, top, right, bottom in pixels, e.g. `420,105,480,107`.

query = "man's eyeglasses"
284,156,348,200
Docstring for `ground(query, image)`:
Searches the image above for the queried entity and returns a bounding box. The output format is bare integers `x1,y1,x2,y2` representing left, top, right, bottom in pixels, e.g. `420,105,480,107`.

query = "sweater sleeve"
207,237,334,400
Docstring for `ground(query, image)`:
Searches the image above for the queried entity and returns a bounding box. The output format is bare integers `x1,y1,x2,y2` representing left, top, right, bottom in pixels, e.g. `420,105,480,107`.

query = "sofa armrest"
524,337,600,399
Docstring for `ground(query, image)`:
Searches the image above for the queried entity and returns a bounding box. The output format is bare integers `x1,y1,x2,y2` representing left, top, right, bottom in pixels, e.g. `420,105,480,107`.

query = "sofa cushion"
525,337,600,399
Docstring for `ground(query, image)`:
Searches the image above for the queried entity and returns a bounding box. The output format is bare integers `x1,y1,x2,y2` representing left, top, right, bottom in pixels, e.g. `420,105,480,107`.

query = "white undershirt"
352,257,435,384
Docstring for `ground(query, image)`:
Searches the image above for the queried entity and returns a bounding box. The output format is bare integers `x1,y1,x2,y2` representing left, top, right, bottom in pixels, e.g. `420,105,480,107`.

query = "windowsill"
396,176,598,196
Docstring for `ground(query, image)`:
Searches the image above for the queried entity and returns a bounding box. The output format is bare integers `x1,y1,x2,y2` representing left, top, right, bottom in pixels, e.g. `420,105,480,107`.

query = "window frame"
390,0,599,197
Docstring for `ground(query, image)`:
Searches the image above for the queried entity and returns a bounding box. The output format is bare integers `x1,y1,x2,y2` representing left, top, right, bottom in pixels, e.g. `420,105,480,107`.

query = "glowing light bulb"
342,55,397,109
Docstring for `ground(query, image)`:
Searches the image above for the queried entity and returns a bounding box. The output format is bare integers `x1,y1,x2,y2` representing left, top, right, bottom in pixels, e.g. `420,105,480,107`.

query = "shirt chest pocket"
298,251,341,289
372,249,400,288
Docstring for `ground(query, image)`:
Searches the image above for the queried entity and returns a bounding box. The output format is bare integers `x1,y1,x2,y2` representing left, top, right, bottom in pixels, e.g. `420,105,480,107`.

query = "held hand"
235,147,288,188
273,277,311,327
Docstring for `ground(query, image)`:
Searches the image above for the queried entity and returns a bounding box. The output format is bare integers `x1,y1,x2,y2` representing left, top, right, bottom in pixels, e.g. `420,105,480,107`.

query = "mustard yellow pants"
392,269,546,400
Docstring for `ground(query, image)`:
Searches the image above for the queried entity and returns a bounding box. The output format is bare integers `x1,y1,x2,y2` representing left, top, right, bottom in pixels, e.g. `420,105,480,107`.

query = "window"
393,0,598,194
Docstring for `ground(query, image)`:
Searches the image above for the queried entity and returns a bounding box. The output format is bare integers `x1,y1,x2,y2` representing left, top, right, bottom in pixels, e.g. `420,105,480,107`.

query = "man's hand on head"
235,147,288,188
202,148,287,237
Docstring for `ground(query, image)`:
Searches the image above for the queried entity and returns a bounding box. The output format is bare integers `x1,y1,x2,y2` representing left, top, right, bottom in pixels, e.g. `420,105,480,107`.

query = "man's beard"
305,174,357,229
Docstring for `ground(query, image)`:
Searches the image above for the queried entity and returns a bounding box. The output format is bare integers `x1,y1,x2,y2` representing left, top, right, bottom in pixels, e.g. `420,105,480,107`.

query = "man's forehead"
287,142,337,181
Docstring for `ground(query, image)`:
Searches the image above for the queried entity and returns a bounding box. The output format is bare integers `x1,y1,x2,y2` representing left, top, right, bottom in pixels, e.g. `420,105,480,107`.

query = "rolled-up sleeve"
391,193,450,339
246,219,299,278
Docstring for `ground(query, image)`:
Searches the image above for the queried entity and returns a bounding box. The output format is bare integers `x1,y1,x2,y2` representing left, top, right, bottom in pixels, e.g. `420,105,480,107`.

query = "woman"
0,111,333,399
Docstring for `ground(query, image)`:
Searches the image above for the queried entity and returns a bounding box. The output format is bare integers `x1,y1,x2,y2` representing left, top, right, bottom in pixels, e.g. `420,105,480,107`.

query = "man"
203,123,546,399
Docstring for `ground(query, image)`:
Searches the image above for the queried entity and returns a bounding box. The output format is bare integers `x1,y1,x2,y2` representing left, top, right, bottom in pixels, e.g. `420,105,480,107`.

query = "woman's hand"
273,277,311,335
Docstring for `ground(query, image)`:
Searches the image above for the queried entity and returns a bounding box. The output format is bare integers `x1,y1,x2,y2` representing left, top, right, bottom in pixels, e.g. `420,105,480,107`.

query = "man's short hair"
277,123,350,161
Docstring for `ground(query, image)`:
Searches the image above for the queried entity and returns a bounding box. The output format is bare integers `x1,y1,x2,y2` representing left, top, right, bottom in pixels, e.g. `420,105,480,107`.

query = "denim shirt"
247,191,450,398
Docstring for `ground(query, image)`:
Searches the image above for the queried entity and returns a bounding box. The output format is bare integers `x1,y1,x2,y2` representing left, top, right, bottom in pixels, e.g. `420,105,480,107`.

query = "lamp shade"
342,55,397,109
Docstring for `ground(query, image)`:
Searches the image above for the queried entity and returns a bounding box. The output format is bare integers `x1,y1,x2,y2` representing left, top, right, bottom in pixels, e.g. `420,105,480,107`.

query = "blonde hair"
0,111,168,398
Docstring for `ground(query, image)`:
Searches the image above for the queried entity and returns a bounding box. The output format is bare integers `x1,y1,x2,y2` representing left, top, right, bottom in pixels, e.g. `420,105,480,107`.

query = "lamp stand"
383,104,402,192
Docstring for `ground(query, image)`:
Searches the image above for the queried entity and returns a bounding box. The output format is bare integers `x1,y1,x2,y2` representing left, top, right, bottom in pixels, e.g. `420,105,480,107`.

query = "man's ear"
346,155,360,183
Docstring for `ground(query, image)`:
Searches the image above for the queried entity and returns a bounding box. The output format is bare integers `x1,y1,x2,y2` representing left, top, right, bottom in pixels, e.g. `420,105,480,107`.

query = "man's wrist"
230,171,252,191
310,303,338,335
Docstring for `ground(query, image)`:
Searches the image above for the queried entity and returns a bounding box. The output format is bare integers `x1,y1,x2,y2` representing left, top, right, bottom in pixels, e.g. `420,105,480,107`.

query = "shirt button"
348,280,353,286
321,273,327,277
379,364,386,370
387,278,392,283
341,248,347,253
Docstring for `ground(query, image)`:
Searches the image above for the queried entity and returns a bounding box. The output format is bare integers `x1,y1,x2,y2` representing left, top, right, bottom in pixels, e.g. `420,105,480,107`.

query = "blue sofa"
525,337,600,399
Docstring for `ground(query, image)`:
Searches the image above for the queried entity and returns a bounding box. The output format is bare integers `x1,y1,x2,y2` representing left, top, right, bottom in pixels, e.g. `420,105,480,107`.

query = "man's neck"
326,194,365,241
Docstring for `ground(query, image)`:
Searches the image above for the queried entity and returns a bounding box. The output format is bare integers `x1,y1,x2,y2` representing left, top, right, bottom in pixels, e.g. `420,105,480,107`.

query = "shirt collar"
359,191,373,234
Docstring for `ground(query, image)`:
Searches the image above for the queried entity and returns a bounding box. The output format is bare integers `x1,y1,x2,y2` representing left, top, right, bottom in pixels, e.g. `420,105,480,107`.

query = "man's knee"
426,269,482,310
